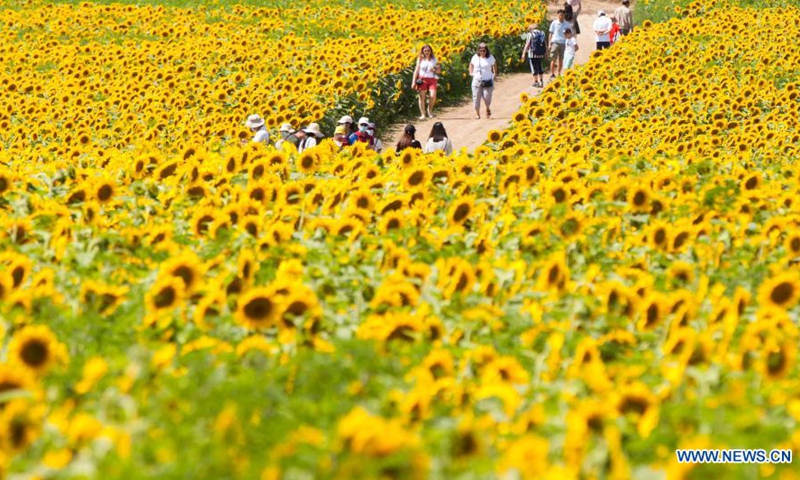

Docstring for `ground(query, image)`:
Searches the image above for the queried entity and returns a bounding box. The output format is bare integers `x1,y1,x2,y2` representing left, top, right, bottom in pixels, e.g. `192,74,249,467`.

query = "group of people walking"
523,0,633,85
244,1,634,157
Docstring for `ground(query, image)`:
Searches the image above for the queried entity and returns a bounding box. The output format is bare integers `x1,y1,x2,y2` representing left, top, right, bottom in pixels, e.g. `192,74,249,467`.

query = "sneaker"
427,110,434,118
418,115,427,120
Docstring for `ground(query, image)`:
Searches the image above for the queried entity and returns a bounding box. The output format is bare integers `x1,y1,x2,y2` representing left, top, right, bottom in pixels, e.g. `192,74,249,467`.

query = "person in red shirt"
609,16,621,45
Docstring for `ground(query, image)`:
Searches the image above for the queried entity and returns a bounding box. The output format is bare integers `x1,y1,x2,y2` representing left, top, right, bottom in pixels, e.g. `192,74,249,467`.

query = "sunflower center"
173,266,194,289
244,297,274,321
770,281,794,305
20,340,48,367
633,191,647,206
98,184,113,201
408,171,424,186
154,286,177,309
452,204,470,223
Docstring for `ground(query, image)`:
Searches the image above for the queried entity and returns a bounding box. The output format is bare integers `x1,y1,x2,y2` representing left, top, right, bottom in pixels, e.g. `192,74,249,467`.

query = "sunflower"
190,206,218,236
758,272,800,310
297,150,318,174
235,286,283,330
0,399,43,454
379,211,404,234
8,325,66,376
763,340,795,380
627,187,651,213
94,179,115,203
403,167,428,190
448,197,474,226
160,252,204,294
145,276,185,313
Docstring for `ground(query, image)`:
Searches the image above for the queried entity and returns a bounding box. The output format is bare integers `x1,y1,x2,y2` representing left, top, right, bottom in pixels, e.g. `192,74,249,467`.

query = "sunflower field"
2,0,800,478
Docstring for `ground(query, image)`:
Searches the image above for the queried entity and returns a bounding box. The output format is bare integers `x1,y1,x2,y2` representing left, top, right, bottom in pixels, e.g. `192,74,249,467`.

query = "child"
609,16,621,45
563,29,579,70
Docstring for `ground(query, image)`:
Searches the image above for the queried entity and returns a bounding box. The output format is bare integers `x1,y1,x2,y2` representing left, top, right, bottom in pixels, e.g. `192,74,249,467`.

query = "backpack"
529,30,546,56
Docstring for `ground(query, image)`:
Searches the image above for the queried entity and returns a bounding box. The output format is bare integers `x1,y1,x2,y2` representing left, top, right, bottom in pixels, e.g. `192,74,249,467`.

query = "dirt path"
387,0,619,153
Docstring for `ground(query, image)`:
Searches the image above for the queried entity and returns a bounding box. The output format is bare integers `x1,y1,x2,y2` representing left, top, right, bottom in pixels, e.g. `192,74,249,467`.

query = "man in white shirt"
614,0,634,36
245,114,269,145
548,10,570,78
593,10,613,50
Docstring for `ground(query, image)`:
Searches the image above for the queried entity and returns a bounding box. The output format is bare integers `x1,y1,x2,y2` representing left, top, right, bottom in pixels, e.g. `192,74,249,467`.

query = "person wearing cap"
296,123,324,153
594,10,613,50
333,125,350,149
245,114,270,145
396,124,422,154
614,0,634,36
349,116,375,149
275,123,299,150
337,115,355,138
366,123,383,153
548,10,570,79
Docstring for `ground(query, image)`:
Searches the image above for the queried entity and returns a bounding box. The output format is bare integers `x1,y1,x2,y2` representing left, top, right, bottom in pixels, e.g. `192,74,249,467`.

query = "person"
275,123,299,150
615,0,634,36
594,10,613,50
423,122,453,155
609,16,621,45
396,124,422,154
338,115,355,138
521,24,546,88
350,116,375,149
548,10,570,79
469,43,497,120
367,123,383,153
245,114,269,145
563,29,579,70
566,0,582,26
564,3,580,36
411,45,441,119
333,125,349,149
297,123,323,153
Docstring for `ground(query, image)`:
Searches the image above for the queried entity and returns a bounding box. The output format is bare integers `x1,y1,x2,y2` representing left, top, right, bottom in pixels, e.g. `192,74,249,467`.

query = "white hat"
245,114,265,129
338,115,353,124
279,123,295,133
302,123,324,137
598,10,606,16
357,117,370,126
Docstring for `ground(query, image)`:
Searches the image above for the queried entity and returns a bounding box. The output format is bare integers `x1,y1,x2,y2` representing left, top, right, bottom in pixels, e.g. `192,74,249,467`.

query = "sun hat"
279,123,295,133
334,125,346,135
245,114,265,129
598,10,606,16
358,117,370,126
302,123,324,137
338,115,354,124
367,123,376,130
404,125,416,134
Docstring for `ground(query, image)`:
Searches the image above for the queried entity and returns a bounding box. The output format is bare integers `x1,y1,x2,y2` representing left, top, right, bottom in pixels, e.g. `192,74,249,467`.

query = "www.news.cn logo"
676,449,793,464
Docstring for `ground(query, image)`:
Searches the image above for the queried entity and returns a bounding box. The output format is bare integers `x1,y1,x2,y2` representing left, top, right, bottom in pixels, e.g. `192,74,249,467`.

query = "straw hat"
302,123,324,137
245,114,265,129
279,123,295,133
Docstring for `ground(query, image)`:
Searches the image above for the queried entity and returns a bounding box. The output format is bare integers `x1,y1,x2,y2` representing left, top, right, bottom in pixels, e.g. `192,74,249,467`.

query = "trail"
387,0,620,153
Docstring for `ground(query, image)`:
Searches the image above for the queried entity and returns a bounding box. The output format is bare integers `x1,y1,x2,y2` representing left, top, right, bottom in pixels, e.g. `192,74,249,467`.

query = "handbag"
480,79,494,88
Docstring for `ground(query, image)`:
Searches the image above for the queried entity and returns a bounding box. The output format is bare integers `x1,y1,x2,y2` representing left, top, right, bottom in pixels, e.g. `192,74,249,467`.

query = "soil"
386,0,622,153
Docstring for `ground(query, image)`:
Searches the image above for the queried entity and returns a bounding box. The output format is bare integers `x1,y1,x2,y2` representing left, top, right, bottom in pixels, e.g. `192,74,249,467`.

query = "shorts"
415,77,438,92
596,41,611,50
528,57,544,75
550,42,565,61
564,55,575,69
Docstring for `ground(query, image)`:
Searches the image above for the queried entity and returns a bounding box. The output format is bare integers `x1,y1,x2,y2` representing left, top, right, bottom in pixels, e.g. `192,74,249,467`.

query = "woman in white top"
423,122,453,155
468,43,497,119
411,45,441,120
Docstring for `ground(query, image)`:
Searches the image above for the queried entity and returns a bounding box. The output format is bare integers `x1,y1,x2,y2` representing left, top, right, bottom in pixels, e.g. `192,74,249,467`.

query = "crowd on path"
244,0,634,156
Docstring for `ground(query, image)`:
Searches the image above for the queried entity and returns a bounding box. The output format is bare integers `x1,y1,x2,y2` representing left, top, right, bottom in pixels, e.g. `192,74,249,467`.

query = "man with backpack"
521,23,547,88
